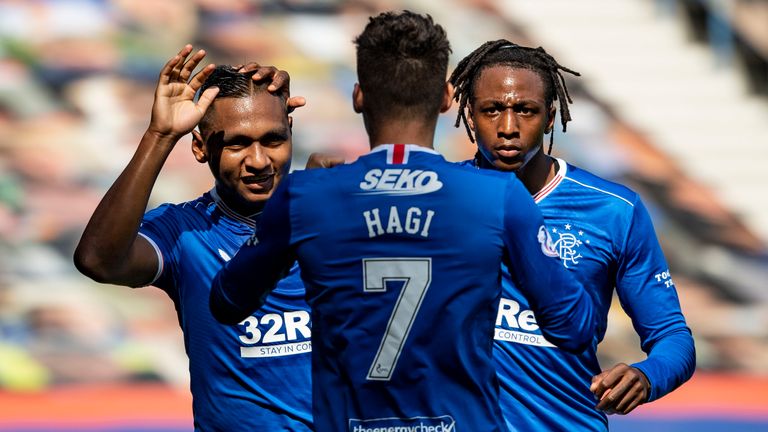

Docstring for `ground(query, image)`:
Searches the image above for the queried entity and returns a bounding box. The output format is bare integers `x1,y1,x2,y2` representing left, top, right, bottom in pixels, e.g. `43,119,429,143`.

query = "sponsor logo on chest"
495,298,555,348
359,169,443,196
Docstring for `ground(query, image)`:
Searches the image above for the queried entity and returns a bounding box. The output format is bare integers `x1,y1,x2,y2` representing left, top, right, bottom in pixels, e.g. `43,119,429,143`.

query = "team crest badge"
537,225,559,257
549,223,588,268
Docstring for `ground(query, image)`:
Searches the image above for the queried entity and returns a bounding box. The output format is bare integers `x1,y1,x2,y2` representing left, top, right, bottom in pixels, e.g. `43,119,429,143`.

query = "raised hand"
148,44,219,139
591,363,650,415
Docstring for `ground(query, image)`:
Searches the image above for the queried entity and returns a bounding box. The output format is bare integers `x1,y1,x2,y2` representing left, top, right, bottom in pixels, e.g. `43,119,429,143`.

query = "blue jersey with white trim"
215,144,597,432
460,158,694,431
139,189,312,431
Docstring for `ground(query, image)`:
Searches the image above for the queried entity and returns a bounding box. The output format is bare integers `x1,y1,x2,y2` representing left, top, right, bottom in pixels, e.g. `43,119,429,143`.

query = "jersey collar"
369,144,440,164
209,187,259,228
532,158,567,203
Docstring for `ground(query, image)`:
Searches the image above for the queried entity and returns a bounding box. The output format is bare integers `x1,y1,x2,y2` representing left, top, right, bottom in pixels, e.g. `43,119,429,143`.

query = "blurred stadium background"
0,0,767,430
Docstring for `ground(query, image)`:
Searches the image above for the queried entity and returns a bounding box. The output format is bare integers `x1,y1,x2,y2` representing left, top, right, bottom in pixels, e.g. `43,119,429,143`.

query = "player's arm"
73,47,297,287
591,198,695,414
210,178,295,325
305,152,345,169
501,178,597,353
73,45,219,287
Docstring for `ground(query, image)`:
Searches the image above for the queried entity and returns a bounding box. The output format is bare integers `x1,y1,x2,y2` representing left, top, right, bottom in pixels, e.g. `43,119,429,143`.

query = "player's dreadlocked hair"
354,11,451,124
449,40,579,154
198,65,287,133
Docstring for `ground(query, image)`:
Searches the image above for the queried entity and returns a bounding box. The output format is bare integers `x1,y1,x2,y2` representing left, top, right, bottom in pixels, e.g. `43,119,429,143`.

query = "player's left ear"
352,83,364,114
545,106,556,134
439,81,454,113
191,129,208,164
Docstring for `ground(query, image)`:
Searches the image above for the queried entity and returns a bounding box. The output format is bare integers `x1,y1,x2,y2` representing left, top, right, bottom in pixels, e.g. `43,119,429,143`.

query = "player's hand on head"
149,44,219,139
238,63,306,114
287,96,306,114
241,63,288,93
591,363,650,415
305,152,345,170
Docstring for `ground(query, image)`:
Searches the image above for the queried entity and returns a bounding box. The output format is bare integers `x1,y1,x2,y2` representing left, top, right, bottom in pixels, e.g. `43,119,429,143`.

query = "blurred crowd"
1,0,767,392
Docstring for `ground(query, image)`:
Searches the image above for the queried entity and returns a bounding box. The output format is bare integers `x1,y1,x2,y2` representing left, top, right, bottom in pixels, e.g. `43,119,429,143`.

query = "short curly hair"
354,11,451,122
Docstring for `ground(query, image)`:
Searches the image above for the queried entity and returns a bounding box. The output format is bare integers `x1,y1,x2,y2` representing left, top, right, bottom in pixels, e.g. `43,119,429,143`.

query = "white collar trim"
532,158,567,203
209,187,259,228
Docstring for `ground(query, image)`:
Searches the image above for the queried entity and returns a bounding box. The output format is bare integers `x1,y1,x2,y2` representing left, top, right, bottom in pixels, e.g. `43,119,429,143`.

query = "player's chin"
240,188,274,203
493,158,522,173
237,184,275,205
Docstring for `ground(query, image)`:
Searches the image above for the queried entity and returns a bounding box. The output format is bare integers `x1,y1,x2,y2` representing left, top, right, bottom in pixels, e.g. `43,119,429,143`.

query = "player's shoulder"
142,189,230,236
287,151,514,195
452,159,535,204
452,158,517,182
562,160,640,208
454,158,476,170
285,163,350,191
146,193,211,215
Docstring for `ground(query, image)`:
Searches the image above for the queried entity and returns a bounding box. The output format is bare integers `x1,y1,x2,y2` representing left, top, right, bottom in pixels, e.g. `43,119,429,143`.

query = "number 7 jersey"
214,144,597,432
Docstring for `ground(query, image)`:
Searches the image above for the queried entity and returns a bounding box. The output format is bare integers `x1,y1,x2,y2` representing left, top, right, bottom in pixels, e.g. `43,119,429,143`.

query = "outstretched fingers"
170,44,194,83
179,49,208,83
188,63,217,93
159,44,193,85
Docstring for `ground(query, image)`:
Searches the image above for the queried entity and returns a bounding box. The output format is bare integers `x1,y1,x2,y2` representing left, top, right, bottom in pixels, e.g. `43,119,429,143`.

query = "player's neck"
214,184,265,218
367,119,437,150
516,151,556,196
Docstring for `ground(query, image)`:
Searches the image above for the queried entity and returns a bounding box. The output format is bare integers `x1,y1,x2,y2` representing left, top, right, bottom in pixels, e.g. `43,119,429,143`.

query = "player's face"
468,66,554,172
197,92,291,214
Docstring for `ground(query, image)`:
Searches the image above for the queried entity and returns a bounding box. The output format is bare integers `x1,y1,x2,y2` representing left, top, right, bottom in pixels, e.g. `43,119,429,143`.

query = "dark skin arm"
305,152,345,169
74,45,299,287
591,362,651,415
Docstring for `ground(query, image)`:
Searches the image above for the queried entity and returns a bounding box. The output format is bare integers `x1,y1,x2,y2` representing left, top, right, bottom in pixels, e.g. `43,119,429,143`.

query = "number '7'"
362,258,432,381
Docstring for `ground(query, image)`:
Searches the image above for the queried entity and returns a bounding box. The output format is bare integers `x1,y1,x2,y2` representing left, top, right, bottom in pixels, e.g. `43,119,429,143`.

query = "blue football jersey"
139,188,312,431
213,144,597,432
460,158,695,431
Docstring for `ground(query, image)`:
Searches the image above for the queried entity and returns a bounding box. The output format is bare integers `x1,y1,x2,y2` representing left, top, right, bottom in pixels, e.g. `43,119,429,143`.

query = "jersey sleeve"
210,176,296,325
501,178,597,353
138,204,180,298
616,197,695,402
